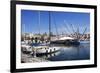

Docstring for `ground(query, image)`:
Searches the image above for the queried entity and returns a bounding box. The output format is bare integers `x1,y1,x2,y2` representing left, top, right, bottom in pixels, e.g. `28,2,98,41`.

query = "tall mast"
23,24,26,40
76,26,79,40
38,11,40,35
49,11,51,42
53,13,59,39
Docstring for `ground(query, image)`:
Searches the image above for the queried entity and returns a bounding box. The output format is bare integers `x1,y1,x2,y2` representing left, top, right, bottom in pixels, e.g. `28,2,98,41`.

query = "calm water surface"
39,41,90,61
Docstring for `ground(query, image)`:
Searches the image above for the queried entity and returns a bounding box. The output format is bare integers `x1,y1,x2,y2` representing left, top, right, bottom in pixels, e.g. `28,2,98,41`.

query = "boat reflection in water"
36,41,90,61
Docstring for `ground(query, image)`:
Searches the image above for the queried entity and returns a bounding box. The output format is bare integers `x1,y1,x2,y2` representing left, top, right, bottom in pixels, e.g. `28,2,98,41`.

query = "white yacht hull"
34,46,60,54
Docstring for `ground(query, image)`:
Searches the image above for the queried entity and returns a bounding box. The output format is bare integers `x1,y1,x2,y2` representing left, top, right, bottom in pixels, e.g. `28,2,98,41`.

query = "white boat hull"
34,46,60,54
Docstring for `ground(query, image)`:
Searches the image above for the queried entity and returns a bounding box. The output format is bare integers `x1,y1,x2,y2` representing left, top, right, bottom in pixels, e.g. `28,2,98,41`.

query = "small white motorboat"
33,46,60,54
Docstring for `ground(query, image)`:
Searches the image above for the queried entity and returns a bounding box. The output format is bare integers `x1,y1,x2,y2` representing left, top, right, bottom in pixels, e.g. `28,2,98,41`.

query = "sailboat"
51,36,80,45
49,14,81,46
31,11,60,54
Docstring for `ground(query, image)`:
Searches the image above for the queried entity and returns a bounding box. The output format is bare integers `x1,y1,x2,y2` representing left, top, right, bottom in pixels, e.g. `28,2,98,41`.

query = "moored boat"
51,36,80,46
32,45,60,54
21,41,32,52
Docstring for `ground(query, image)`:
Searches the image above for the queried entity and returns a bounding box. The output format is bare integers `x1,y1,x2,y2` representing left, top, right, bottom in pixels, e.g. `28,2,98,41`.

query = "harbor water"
37,41,90,61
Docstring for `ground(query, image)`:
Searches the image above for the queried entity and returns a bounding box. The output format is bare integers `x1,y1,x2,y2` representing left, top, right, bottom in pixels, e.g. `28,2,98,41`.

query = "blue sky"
21,10,90,35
